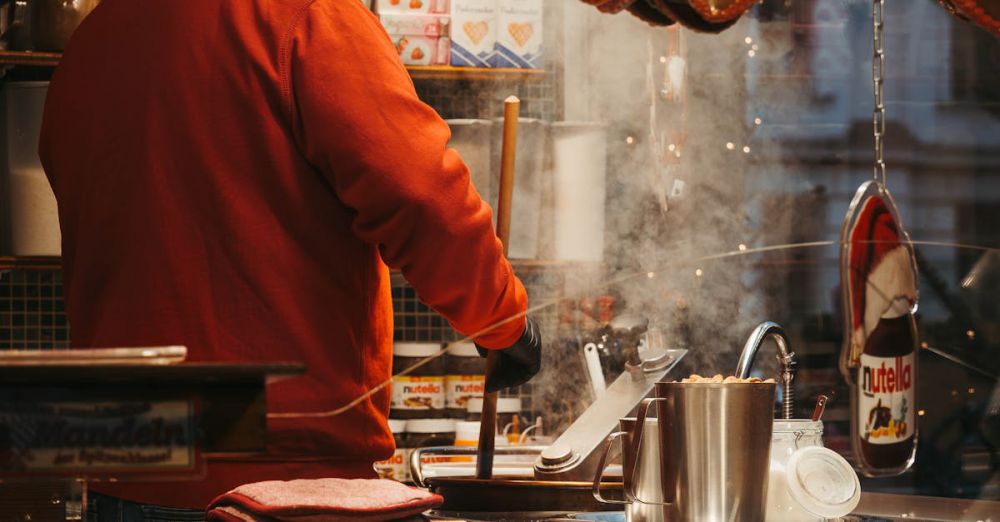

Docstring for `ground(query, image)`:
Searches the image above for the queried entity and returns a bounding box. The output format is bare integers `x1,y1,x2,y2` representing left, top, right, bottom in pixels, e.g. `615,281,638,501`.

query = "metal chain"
872,0,886,186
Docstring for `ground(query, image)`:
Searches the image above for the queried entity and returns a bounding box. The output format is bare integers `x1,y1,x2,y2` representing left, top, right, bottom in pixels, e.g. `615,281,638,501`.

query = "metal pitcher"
593,418,668,522
628,381,776,522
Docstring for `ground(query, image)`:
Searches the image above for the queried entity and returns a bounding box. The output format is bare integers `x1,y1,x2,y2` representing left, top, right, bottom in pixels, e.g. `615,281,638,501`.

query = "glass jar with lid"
390,342,446,419
767,420,861,521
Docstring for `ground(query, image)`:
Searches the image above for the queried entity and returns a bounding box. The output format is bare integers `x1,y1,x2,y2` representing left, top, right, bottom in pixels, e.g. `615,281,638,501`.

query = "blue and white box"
491,0,541,69
450,0,497,68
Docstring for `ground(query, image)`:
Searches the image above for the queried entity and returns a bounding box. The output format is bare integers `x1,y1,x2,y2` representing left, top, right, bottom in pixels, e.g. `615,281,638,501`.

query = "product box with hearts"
450,0,497,68
380,13,451,66
491,0,542,69
378,0,450,14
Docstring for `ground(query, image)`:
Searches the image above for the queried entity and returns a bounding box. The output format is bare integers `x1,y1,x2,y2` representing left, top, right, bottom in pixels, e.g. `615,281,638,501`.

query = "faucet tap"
735,321,796,419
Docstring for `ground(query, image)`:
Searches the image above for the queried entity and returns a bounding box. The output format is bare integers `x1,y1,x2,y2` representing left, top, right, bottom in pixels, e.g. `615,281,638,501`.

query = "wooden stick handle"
496,96,520,254
475,95,520,480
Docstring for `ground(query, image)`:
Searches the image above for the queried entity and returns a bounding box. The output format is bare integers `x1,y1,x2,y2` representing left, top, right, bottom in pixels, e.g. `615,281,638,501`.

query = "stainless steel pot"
628,382,776,522
30,0,99,51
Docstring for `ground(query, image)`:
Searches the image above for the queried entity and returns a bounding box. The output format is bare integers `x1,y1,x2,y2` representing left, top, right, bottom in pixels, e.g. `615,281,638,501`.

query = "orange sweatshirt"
39,0,527,508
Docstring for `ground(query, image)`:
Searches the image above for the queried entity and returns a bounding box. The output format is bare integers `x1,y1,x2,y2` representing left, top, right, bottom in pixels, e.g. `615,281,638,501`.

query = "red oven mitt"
206,478,444,522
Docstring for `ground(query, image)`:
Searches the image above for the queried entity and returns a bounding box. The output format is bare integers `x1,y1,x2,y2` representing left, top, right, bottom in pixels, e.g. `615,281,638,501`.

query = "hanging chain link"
872,0,886,186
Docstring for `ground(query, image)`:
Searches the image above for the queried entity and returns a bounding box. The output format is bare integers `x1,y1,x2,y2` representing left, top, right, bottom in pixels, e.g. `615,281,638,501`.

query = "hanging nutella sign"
859,352,914,444
839,181,919,477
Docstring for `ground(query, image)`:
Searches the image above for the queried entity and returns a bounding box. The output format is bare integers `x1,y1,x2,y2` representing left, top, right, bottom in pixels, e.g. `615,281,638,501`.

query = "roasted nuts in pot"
679,374,776,384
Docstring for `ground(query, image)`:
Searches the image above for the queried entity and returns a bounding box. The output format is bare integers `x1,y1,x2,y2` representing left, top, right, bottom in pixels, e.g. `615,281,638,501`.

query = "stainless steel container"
629,382,776,522
491,118,546,259
30,0,99,51
446,119,494,211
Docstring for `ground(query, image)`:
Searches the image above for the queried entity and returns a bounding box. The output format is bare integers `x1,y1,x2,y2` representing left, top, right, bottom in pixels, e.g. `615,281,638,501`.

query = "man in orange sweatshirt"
39,0,540,516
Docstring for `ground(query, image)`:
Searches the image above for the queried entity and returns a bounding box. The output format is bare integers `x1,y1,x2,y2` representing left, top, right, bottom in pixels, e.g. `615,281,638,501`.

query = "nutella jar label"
859,353,914,445
445,375,485,409
392,376,445,410
374,448,410,482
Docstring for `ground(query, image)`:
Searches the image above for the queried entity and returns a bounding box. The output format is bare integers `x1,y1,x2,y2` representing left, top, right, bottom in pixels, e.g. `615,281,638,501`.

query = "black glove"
476,317,542,393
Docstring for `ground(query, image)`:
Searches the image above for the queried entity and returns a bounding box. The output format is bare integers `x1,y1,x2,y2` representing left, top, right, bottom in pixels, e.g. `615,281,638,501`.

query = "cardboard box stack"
377,0,451,66
491,0,542,69
375,0,542,69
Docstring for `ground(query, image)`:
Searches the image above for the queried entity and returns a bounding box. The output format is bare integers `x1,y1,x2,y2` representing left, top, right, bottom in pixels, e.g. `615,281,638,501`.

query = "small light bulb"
744,36,752,44
918,410,926,417
754,117,762,125
695,268,703,277
738,244,747,251
647,272,655,279
751,44,759,51
668,143,676,151
748,50,756,58
966,329,975,339
726,142,735,150
969,387,976,394
659,56,667,64
743,146,751,154
626,136,635,144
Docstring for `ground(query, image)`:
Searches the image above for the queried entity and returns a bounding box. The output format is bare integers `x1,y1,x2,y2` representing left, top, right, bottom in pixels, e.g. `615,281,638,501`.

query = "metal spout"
735,321,796,419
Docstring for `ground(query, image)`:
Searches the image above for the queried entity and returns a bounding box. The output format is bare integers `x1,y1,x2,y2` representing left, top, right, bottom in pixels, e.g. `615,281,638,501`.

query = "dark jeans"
86,492,205,522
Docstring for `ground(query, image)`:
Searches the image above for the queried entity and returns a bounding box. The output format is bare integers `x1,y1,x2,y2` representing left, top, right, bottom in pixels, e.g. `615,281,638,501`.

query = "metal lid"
446,342,480,357
407,418,457,434
387,419,407,434
466,397,522,414
394,342,441,358
785,446,861,519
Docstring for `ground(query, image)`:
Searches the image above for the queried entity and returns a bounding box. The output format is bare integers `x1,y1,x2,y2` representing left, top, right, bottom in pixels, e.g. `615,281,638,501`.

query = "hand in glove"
476,317,542,393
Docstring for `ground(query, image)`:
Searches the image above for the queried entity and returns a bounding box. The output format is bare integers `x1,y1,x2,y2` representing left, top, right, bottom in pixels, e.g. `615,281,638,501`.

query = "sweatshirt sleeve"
285,0,527,348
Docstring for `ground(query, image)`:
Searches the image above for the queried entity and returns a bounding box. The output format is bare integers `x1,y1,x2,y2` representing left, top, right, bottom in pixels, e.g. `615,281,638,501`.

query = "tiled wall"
0,270,69,349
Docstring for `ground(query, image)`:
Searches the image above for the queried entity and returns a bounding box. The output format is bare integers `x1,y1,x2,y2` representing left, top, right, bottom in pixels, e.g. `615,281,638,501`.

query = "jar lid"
387,419,407,434
785,446,861,519
773,419,824,434
407,418,457,434
447,342,480,357
466,397,522,414
394,342,441,358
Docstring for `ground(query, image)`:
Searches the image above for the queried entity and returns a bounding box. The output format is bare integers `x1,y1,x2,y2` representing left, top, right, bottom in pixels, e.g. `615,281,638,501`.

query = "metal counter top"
427,492,1000,522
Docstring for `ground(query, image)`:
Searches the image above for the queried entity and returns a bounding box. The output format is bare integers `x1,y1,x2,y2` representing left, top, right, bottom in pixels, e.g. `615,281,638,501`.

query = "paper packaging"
380,13,451,66
492,0,542,69
450,0,497,68
377,0,449,14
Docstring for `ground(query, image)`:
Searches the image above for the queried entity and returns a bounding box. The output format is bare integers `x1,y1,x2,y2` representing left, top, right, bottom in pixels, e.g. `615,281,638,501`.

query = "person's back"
40,0,528,508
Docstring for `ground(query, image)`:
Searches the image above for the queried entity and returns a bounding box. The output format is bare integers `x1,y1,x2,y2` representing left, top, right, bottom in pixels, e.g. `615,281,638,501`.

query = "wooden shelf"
405,65,546,82
0,51,546,83
0,50,61,68
0,256,61,271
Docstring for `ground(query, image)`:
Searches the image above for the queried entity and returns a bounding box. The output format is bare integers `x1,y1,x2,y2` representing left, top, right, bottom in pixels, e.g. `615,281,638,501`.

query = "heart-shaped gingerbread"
463,21,489,45
507,22,534,48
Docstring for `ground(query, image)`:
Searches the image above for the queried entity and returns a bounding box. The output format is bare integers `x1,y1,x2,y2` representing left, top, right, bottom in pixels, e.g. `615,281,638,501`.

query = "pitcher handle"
591,430,630,504
628,397,672,506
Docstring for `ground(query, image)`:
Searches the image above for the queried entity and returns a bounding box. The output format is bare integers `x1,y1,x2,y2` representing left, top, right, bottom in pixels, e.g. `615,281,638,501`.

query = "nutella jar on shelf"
373,419,409,482
408,418,457,466
444,342,485,418
390,342,445,419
